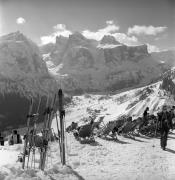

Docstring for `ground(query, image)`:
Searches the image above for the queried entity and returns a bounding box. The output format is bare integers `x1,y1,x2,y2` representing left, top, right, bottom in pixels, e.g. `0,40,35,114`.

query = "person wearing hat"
158,105,172,150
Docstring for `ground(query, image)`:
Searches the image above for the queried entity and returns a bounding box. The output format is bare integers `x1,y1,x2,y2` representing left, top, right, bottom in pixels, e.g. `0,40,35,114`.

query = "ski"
22,97,34,169
55,112,61,157
41,93,57,170
58,89,66,165
27,96,42,169
39,95,49,170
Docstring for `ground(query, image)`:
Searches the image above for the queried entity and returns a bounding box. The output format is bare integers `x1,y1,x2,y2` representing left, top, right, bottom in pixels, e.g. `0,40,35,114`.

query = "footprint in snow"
68,153,78,156
72,161,80,168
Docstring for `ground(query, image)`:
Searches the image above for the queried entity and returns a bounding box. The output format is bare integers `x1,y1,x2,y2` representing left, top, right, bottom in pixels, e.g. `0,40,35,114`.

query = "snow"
61,82,169,126
49,63,64,75
97,44,122,49
0,142,80,180
61,132,175,180
1,81,175,179
2,131,175,179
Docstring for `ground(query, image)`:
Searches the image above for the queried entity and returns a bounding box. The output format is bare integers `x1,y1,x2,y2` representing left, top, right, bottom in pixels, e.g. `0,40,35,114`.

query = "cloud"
128,25,167,36
113,33,138,45
82,21,138,45
16,17,26,24
106,20,114,25
82,21,120,41
40,24,72,44
147,43,160,53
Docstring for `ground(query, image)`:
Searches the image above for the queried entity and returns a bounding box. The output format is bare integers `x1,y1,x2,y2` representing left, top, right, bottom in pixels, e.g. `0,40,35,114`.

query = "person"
139,107,149,131
118,116,133,135
169,106,175,129
8,132,14,145
0,132,4,146
12,130,18,144
8,130,22,145
143,107,149,121
157,105,172,150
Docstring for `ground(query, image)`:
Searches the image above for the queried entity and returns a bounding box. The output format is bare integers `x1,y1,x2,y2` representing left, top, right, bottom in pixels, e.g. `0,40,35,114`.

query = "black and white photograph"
0,0,175,179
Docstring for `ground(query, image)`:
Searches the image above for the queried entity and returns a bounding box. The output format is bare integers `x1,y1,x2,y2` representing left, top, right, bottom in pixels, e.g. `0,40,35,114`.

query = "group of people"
142,105,175,150
67,104,175,150
8,130,22,145
0,130,22,146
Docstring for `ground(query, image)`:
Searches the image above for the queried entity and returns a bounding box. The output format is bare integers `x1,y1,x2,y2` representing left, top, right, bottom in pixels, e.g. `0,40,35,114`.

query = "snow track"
1,132,175,180
65,132,175,180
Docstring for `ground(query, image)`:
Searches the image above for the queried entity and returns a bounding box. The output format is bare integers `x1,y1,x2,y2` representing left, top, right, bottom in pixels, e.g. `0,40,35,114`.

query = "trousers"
160,127,169,148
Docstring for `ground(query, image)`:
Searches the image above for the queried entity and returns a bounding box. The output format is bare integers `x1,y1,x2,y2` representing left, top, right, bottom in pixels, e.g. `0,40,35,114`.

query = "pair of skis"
22,97,33,169
40,93,57,170
40,89,66,169
22,96,42,169
22,89,66,170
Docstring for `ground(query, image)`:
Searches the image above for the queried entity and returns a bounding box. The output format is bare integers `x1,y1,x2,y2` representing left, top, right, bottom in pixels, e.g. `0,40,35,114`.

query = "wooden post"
58,89,66,165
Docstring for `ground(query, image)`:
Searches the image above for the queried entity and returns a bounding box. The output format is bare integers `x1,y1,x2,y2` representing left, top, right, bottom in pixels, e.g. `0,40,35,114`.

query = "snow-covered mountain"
0,32,58,130
62,81,174,127
41,33,170,94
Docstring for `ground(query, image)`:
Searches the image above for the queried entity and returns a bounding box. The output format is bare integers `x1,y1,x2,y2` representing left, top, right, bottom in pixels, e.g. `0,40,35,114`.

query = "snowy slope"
1,81,175,179
2,131,175,180
57,81,173,127
0,142,80,180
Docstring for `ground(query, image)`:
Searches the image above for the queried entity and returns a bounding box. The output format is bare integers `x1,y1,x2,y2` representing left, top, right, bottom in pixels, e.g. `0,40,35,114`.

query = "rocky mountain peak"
0,31,27,42
56,35,68,45
100,35,121,45
0,32,58,130
68,32,88,46
127,44,148,55
0,32,49,79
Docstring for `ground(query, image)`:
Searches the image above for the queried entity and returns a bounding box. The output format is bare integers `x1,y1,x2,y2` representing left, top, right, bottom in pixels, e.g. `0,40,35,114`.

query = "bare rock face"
100,35,120,45
0,32,58,130
41,33,169,94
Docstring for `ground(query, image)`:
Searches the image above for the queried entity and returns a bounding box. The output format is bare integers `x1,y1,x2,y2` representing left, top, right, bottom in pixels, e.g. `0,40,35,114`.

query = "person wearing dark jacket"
0,132,4,146
139,107,149,131
143,107,149,118
158,105,172,150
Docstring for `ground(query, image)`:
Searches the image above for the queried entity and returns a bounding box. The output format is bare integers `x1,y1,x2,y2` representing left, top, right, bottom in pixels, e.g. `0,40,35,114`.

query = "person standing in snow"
169,106,175,129
0,132,4,146
139,107,149,131
143,107,149,121
157,105,172,150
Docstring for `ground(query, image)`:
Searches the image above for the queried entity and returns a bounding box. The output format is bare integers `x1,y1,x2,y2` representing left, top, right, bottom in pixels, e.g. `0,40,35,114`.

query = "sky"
0,0,175,52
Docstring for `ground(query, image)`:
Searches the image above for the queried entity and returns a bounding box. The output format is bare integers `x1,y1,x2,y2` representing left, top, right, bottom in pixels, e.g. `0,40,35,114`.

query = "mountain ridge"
41,32,170,94
0,31,58,130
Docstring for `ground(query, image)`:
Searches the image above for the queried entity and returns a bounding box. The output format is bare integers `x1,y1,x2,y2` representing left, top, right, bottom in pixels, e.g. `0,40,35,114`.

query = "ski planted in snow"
26,96,42,169
22,97,34,169
40,93,57,170
58,89,66,165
